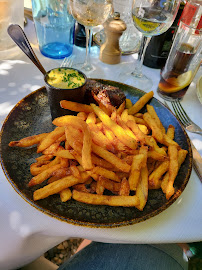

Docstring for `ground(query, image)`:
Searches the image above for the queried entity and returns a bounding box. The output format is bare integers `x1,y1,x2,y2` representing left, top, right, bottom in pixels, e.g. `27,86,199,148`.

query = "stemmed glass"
69,0,113,72
120,0,181,91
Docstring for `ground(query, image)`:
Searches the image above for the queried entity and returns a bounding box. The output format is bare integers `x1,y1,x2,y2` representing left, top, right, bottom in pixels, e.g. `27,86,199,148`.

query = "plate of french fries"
0,79,192,228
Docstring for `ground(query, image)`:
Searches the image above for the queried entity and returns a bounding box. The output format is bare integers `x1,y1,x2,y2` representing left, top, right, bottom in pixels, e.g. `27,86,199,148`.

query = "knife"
190,141,202,183
164,101,202,183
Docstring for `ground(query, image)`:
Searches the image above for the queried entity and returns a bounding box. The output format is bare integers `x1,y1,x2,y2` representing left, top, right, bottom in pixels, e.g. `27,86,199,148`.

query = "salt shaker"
99,12,127,65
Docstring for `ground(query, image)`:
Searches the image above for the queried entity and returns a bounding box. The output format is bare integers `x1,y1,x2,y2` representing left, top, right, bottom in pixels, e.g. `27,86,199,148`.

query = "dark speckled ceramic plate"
0,79,192,228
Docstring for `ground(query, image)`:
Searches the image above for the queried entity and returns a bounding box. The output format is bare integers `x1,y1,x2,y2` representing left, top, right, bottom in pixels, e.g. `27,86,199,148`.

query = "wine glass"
120,0,181,91
69,0,113,72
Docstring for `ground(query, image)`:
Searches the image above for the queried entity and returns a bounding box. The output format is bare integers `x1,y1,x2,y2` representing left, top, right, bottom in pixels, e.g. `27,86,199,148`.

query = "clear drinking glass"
69,0,113,72
157,21,202,101
32,0,75,59
0,0,24,60
120,0,181,91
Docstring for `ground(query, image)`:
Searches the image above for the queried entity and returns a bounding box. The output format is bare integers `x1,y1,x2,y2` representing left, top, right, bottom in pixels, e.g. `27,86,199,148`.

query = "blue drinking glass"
32,0,75,59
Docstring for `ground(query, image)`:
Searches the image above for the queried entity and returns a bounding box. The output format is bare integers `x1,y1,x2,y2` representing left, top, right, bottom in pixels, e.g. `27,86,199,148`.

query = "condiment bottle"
99,12,126,65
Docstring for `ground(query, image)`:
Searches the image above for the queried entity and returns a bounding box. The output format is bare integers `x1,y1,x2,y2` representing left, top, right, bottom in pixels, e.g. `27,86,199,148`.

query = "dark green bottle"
143,1,186,69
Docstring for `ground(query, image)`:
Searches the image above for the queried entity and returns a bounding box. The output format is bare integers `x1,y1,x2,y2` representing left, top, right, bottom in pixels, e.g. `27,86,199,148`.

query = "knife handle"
191,141,202,183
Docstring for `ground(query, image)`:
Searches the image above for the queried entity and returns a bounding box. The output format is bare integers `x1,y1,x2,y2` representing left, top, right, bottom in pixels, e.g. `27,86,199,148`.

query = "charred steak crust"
84,79,126,108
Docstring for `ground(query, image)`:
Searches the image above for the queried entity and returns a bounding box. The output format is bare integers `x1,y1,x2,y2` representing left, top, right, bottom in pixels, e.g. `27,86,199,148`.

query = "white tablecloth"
0,20,202,270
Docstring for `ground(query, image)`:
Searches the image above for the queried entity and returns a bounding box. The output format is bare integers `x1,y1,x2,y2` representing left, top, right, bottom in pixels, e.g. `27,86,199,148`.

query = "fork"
60,55,74,68
171,100,202,136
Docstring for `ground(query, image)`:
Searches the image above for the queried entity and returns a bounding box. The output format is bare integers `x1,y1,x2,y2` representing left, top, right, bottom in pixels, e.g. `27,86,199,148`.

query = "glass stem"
132,36,151,77
83,26,93,71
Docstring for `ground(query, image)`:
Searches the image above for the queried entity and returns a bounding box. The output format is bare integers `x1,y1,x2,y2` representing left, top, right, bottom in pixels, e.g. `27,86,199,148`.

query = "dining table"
0,18,202,270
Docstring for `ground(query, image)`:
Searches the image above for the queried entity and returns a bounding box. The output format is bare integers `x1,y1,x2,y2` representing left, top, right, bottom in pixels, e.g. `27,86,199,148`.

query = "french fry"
128,154,145,190
48,167,70,184
55,149,75,159
134,113,143,118
91,155,114,170
166,145,179,200
119,177,130,196
117,101,126,116
96,177,105,195
91,103,137,150
110,107,117,121
86,112,97,124
125,98,133,109
65,140,71,150
48,175,62,184
30,156,61,176
147,160,156,175
37,127,65,153
128,91,154,115
147,151,168,161
146,104,165,134
148,160,169,188
161,149,188,194
99,177,121,194
90,181,97,193
60,100,93,113
72,190,140,207
136,166,148,211
28,163,65,187
92,166,121,182
92,143,131,173
73,183,90,193
70,164,81,179
127,120,147,144
71,150,82,165
42,142,62,155
163,134,179,148
9,133,48,147
116,116,137,140
35,154,53,162
166,125,175,140
82,125,93,170
133,117,148,126
65,127,83,153
77,112,87,121
34,175,89,200
148,179,162,190
138,124,149,135
146,136,167,156
103,127,127,152
139,145,148,168
122,155,135,165
88,123,115,152
60,188,72,202
143,112,164,143
120,109,129,122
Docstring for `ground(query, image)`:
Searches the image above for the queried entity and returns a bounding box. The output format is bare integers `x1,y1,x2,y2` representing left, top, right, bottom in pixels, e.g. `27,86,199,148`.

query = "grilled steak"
84,79,126,108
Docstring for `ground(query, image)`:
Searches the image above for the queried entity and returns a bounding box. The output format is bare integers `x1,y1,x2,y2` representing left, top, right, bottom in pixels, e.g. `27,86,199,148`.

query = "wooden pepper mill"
100,12,127,65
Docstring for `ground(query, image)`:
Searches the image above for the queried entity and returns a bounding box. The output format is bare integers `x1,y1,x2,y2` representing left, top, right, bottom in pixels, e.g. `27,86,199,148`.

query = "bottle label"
197,16,202,30
179,2,198,25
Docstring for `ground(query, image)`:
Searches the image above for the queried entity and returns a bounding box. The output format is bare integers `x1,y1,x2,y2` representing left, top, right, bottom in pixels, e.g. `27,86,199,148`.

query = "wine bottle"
143,1,186,69
74,22,95,48
74,22,86,48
